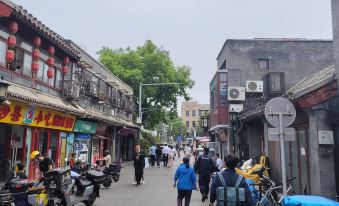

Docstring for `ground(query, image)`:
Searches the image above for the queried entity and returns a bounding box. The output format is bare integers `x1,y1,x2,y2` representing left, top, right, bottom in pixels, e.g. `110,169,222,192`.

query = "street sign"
264,97,296,196
265,97,296,128
268,127,295,141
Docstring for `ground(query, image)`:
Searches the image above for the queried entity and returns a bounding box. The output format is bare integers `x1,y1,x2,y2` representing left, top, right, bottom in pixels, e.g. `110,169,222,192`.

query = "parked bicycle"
256,175,296,206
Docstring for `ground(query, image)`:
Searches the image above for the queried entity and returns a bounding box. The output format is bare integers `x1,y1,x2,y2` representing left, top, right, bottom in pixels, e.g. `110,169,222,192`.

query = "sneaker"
142,181,145,184
133,181,137,185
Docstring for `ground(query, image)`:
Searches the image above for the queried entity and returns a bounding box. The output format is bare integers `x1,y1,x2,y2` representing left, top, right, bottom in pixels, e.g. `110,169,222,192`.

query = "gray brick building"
212,38,336,198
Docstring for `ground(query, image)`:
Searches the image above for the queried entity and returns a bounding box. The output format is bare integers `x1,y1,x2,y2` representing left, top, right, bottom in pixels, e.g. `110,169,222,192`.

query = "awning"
195,136,210,141
8,82,85,115
141,128,157,137
209,125,230,132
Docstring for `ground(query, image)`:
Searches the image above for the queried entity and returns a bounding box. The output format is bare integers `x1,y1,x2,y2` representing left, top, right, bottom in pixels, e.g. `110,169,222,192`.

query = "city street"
94,155,207,206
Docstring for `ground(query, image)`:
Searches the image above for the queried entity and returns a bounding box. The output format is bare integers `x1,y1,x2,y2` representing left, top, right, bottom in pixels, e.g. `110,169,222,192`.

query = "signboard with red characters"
0,101,76,131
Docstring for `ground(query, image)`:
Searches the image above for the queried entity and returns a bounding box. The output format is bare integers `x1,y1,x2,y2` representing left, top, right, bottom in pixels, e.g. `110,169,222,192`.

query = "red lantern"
9,21,18,34
6,50,15,63
32,49,40,59
47,46,55,55
7,35,16,48
31,61,39,73
33,37,41,47
63,56,69,65
46,57,54,67
62,66,69,74
47,68,54,79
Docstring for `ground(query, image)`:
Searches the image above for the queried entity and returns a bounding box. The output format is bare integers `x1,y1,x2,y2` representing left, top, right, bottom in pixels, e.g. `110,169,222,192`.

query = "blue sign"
75,133,91,140
176,135,183,142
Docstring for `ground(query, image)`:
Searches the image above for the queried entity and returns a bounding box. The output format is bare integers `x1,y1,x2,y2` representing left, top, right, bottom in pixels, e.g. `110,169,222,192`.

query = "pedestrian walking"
168,145,175,168
149,145,156,166
215,153,224,171
133,145,145,187
194,147,215,202
174,157,198,206
155,145,162,168
209,155,253,206
184,144,192,159
162,144,170,167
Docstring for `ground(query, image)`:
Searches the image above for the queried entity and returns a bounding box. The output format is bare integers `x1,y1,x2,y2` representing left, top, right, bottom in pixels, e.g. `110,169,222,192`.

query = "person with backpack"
194,147,215,202
209,155,253,206
174,157,198,206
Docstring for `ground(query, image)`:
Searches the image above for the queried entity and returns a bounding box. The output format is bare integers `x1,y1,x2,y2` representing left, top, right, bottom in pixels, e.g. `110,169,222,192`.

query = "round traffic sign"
264,97,296,127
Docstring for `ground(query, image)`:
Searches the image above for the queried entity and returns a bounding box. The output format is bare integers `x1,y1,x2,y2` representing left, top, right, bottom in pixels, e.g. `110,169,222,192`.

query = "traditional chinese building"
0,0,137,181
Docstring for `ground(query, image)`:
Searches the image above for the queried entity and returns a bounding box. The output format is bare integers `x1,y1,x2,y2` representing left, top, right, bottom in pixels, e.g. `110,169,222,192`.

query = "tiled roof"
238,102,266,122
7,82,138,128
286,65,335,100
238,65,336,122
1,0,80,59
8,83,85,115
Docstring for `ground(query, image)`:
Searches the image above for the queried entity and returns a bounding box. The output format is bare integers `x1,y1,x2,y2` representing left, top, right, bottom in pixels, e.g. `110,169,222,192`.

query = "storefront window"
55,69,62,89
50,131,59,165
0,39,6,66
22,53,32,77
37,60,45,82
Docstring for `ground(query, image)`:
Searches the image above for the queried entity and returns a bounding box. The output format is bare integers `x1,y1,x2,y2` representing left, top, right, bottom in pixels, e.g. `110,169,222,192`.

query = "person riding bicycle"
30,151,55,174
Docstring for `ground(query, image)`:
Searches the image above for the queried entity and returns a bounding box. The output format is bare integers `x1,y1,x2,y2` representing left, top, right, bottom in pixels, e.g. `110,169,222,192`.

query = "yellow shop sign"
0,101,76,131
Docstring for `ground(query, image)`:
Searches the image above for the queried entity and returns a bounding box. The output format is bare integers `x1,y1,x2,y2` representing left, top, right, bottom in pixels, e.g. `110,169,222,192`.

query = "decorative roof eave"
238,102,266,122
286,65,336,100
0,0,80,60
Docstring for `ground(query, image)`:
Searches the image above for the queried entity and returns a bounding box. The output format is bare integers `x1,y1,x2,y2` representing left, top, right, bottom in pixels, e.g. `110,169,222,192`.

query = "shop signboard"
75,133,91,140
73,120,98,134
0,101,76,131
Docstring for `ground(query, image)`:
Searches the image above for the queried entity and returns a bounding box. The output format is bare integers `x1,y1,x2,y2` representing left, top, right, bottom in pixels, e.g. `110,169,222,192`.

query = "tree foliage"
98,40,194,128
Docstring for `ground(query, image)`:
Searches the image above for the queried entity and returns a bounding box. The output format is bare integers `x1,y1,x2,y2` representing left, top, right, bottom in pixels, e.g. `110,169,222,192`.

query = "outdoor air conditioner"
64,83,80,99
228,87,245,101
229,104,243,113
246,81,263,93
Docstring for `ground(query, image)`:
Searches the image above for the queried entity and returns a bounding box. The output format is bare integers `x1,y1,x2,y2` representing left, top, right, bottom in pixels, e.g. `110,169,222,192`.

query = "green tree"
98,40,194,129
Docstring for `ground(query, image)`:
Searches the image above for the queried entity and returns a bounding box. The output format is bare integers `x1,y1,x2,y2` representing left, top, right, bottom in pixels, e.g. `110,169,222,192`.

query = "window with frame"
220,83,227,106
55,69,62,89
186,110,189,117
258,59,269,70
186,121,189,128
22,52,32,76
0,39,6,66
192,110,196,117
192,121,196,128
269,72,284,93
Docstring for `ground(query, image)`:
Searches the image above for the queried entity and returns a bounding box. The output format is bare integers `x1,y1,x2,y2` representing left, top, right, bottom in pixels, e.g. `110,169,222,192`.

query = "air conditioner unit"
64,82,80,99
246,81,263,93
229,104,243,113
228,87,245,101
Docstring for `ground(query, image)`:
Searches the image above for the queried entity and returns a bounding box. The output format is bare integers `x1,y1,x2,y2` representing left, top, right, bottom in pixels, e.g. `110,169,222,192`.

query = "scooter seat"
78,179,92,187
87,170,106,179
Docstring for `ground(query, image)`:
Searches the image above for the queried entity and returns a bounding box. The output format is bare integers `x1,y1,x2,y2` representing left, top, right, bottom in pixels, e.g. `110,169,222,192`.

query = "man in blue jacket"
209,155,253,206
174,157,197,206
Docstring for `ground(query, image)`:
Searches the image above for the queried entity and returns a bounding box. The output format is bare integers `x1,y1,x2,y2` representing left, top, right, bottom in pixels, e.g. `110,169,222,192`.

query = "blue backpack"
216,172,245,206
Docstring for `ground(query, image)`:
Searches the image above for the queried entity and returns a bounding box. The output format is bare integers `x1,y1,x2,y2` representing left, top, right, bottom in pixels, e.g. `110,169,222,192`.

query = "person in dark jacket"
194,147,215,202
174,157,197,206
133,145,145,187
209,155,253,206
155,145,162,168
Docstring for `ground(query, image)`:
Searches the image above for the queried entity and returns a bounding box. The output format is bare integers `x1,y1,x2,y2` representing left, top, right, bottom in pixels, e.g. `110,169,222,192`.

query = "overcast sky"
13,0,333,106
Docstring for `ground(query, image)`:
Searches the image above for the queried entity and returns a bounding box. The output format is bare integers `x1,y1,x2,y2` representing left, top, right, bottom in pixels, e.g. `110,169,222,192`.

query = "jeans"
177,190,192,206
156,157,161,167
163,154,168,167
198,173,211,197
150,155,155,166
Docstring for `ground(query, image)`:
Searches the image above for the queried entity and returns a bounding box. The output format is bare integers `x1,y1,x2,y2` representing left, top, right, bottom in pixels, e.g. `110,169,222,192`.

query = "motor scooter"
44,167,106,206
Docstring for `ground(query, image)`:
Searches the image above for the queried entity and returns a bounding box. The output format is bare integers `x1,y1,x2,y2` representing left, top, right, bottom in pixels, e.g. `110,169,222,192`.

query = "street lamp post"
137,82,181,124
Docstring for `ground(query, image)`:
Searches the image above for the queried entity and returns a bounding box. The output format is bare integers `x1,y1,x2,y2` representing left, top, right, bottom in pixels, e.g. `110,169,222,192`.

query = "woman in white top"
168,145,176,168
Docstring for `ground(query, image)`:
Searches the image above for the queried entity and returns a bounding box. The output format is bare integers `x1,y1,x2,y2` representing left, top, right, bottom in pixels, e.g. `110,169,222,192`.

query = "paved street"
93,155,208,206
